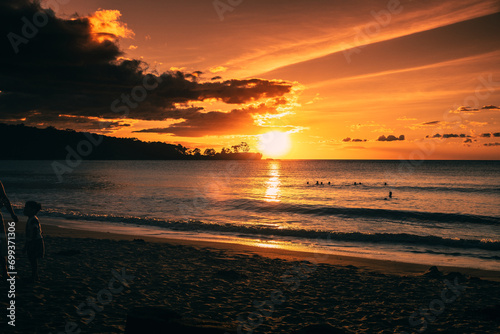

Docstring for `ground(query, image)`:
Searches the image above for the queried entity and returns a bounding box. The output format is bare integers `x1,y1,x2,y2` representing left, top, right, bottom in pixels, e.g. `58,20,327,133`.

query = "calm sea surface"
1,160,499,270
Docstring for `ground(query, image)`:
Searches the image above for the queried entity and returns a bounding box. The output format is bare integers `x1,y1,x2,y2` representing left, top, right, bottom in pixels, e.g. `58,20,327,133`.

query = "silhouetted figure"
321,182,323,185
354,182,357,185
316,181,319,185
23,201,44,282
307,181,309,185
328,182,331,185
359,182,362,185
0,181,18,279
389,191,392,198
384,182,387,186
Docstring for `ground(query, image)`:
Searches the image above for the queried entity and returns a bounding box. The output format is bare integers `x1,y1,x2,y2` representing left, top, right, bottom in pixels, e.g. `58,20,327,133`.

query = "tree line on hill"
0,123,262,160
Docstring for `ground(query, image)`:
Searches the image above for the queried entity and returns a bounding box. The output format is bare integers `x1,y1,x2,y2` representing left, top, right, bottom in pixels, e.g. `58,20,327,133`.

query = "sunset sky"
1,0,499,159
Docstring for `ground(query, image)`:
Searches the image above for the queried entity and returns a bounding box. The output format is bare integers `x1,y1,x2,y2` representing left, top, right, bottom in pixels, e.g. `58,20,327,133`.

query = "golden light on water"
258,131,292,158
264,161,281,202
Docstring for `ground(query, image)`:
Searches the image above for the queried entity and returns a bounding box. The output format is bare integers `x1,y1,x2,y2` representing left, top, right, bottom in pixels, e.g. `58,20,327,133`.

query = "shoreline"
38,217,500,282
3,218,500,333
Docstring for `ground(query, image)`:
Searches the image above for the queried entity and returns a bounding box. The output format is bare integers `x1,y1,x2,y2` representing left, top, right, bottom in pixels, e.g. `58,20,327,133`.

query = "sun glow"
88,10,134,43
258,131,291,158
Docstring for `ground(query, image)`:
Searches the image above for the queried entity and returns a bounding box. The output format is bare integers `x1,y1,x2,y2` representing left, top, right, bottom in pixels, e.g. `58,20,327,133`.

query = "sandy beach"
0,219,498,333
2,0,500,332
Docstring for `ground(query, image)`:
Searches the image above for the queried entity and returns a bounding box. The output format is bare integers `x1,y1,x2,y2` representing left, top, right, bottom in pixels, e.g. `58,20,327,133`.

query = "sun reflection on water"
264,161,281,202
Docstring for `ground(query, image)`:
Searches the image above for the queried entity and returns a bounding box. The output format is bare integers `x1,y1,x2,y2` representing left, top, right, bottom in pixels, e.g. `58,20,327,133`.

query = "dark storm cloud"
18,113,129,132
133,104,276,137
377,135,405,142
0,1,293,130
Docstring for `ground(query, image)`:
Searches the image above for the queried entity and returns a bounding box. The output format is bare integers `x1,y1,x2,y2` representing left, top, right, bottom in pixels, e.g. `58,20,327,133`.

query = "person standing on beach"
0,181,19,279
23,201,44,282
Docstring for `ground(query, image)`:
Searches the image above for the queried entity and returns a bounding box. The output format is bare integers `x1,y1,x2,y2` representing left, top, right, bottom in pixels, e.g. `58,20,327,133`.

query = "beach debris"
444,271,465,281
423,266,442,278
125,306,237,333
54,249,81,256
214,269,248,281
294,323,348,333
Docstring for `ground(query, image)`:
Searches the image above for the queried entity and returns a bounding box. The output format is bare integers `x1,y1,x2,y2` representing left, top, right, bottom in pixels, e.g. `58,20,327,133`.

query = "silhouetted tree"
0,123,262,161
239,142,250,152
204,148,216,156
175,144,187,155
231,142,251,153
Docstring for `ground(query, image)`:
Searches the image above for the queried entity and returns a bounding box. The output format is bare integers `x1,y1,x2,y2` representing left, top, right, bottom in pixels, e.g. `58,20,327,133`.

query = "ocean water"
1,160,499,270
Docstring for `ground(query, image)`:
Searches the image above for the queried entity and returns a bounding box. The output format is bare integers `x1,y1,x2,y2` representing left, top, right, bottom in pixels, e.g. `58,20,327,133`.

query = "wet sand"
1,219,499,333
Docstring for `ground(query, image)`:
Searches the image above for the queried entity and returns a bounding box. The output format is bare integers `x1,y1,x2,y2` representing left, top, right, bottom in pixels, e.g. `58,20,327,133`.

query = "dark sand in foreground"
1,220,499,333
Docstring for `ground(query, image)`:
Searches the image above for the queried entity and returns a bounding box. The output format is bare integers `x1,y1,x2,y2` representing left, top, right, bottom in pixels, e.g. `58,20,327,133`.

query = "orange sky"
37,0,500,159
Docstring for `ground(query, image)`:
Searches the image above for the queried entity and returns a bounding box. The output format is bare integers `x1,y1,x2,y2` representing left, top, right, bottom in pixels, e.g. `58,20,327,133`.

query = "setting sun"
2,1,499,332
258,131,291,158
